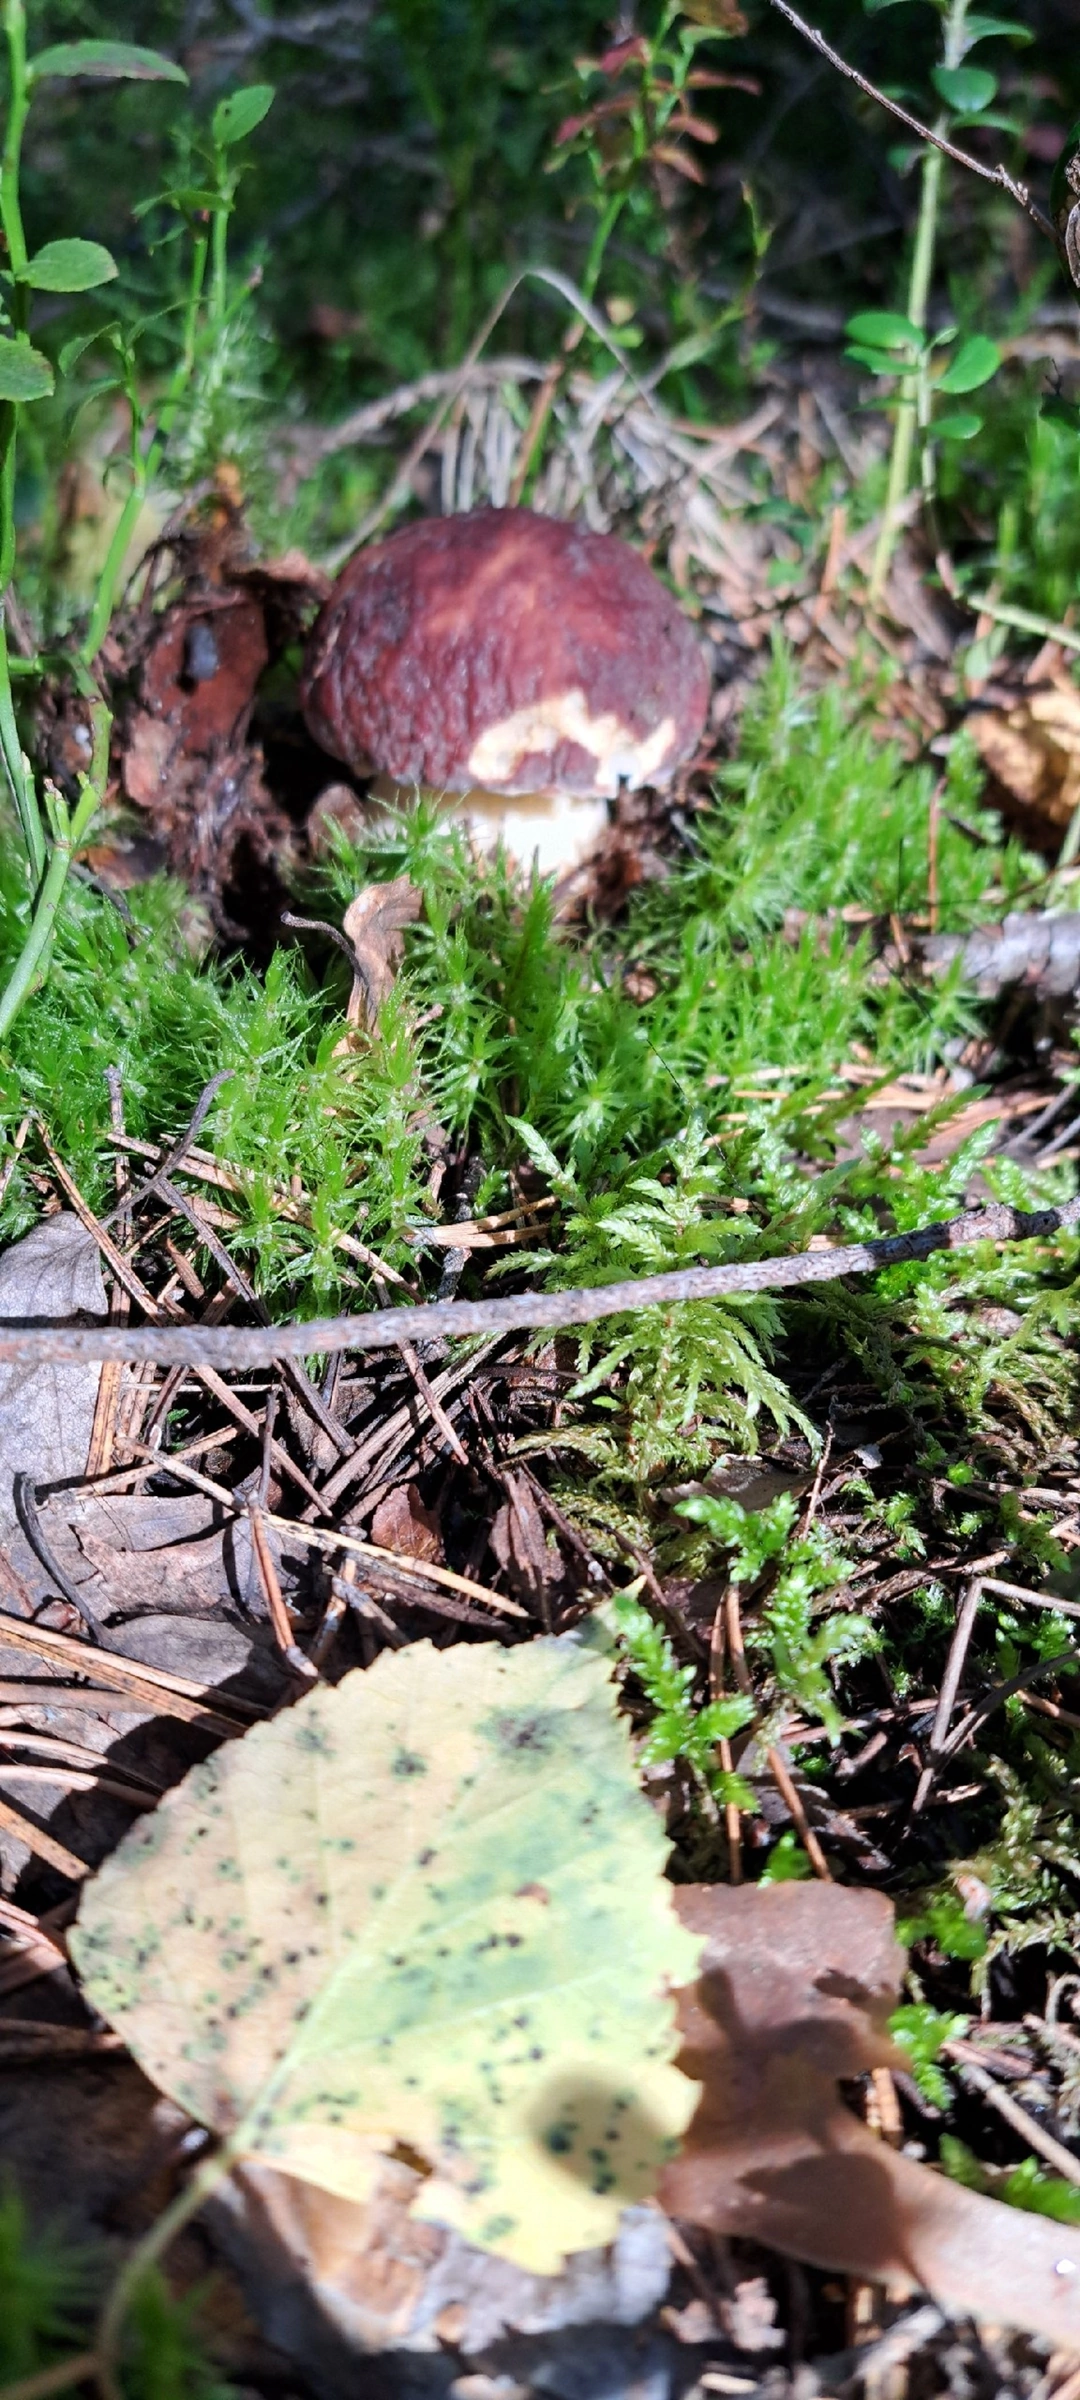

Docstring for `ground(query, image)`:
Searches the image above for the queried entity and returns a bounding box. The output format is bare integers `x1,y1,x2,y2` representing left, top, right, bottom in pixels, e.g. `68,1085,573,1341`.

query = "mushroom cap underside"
301,507,710,800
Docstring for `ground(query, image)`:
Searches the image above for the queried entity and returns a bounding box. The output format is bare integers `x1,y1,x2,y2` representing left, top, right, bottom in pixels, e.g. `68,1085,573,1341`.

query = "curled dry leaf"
969,676,1080,838
489,1470,559,1610
71,1629,699,2271
922,910,1080,1002
343,876,422,1028
660,1882,1080,2347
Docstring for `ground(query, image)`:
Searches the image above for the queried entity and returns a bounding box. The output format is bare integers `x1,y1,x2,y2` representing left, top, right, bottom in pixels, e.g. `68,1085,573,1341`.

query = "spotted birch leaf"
71,1631,700,2270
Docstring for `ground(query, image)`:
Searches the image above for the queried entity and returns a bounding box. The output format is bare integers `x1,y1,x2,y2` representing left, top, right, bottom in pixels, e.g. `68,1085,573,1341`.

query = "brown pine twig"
0,1792,89,1881
85,1073,132,1480
709,1589,743,1884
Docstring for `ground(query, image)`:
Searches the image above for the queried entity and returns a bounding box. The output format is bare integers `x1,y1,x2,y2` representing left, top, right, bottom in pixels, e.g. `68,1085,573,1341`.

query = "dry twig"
0,1191,1075,1367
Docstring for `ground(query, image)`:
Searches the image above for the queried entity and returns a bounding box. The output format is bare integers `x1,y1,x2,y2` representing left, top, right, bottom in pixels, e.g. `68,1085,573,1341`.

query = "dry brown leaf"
368,1483,443,1565
970,676,1080,834
659,1882,1080,2346
489,1471,560,1608
343,877,423,1027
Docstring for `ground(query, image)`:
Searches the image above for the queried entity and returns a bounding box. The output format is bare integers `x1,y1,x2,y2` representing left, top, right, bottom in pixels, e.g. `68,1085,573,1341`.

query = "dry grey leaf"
105,1615,255,1685
923,911,1080,1003
659,1882,1080,2346
0,1213,106,1561
343,877,422,1027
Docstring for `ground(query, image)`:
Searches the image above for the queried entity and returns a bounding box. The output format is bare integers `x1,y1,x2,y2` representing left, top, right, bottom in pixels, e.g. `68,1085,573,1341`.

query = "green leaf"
862,0,925,11
962,14,1034,43
133,186,221,219
931,63,996,110
71,1632,701,2270
1042,396,1080,433
0,340,53,402
28,40,187,84
25,240,118,294
889,2002,968,2108
950,108,1022,132
934,410,983,439
936,334,1001,393
212,84,275,147
760,1830,813,1881
506,1114,575,1194
845,309,923,351
845,345,907,375
58,326,116,376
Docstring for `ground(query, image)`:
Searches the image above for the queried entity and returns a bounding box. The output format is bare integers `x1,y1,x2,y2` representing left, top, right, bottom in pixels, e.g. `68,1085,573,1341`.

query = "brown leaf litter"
661,1882,1080,2348
971,673,1080,846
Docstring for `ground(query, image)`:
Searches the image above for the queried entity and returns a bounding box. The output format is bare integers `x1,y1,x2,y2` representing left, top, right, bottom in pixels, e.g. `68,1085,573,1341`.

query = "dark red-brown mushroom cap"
301,507,710,800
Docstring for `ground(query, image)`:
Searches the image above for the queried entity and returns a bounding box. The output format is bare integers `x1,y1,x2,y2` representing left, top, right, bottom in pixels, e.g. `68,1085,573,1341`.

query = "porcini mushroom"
301,508,710,871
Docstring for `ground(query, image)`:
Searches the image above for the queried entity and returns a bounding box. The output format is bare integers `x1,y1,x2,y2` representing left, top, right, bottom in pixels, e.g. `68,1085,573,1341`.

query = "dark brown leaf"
368,1483,443,1566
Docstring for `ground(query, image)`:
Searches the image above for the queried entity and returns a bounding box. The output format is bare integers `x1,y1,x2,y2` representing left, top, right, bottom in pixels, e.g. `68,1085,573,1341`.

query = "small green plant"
0,2182,228,2400
889,2001,969,2107
611,1586,754,1807
940,2136,1080,2226
548,0,745,326
676,1490,878,1734
843,0,1032,597
0,15,274,1044
0,2181,95,2381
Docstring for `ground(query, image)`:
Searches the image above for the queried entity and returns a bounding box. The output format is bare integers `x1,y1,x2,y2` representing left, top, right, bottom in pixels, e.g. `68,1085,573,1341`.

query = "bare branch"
765,0,1061,253
0,1193,1077,1367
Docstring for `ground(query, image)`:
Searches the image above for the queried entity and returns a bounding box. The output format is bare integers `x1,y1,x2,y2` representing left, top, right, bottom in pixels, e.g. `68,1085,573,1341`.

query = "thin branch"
0,1191,1075,1367
945,2038,1080,2186
765,0,1061,253
910,1574,983,1816
942,1649,1076,1756
12,1473,105,1644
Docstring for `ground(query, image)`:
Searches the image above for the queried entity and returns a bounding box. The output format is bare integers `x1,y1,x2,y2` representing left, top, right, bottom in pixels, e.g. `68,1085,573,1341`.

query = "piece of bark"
922,910,1080,1002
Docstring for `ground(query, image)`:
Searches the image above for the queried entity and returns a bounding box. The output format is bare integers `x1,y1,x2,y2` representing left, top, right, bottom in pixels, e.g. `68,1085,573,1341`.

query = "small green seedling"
676,1490,878,1735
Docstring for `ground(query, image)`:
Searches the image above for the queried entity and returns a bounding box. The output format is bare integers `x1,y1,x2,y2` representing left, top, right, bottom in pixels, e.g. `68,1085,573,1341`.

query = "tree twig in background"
764,0,1061,256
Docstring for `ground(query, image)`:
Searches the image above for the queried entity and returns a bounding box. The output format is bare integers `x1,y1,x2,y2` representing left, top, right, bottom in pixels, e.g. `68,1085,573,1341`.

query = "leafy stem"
0,0,31,286
870,124,947,603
